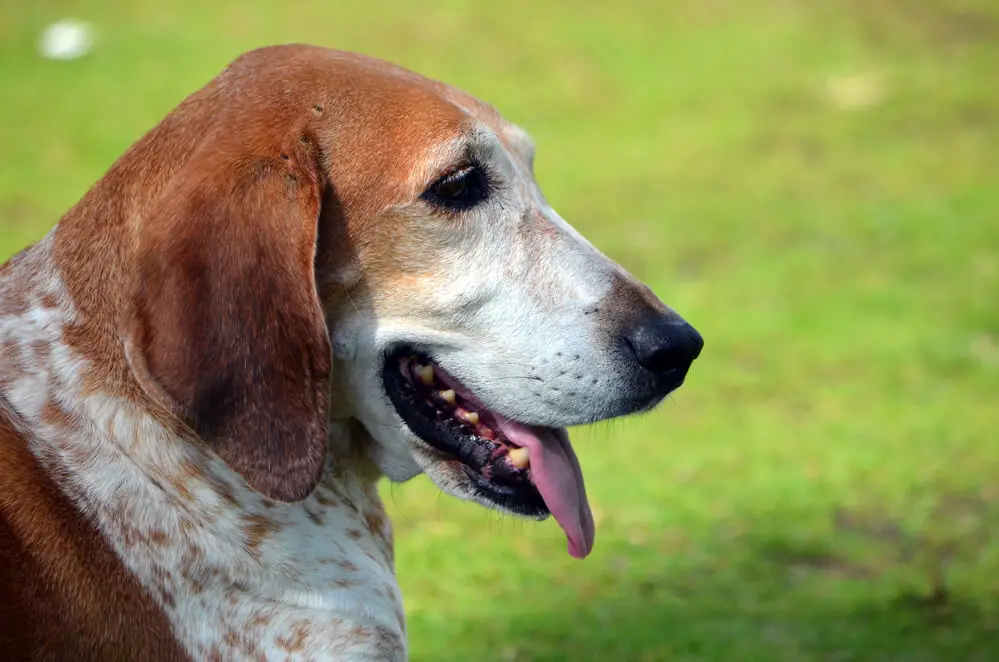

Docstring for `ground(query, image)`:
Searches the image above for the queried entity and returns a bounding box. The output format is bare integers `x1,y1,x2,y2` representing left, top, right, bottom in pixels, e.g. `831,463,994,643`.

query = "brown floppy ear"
126,130,332,502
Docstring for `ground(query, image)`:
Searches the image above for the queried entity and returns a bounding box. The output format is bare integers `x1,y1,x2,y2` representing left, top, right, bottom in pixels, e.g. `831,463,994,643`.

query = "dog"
0,44,703,660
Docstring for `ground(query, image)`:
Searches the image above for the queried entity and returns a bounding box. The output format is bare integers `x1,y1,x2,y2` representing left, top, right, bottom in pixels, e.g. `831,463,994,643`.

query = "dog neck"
0,234,407,658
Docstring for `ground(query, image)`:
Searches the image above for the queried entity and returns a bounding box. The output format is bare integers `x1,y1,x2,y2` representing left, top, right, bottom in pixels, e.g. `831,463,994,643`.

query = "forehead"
260,49,534,206
433,84,536,165
318,49,535,164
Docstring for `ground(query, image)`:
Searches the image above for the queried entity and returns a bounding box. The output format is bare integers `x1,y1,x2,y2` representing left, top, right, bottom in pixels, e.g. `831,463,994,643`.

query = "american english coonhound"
0,44,703,660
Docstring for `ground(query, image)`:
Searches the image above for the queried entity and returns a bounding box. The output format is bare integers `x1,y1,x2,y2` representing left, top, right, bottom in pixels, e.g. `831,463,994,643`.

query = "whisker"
352,417,406,431
472,375,543,383
387,483,411,526
431,359,537,371
342,284,361,316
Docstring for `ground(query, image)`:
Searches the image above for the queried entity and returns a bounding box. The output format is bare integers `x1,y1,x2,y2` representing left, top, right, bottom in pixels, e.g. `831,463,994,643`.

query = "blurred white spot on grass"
823,73,886,110
38,19,95,61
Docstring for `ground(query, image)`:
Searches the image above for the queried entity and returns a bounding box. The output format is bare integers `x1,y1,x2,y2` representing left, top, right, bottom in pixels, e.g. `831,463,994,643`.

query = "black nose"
624,316,704,376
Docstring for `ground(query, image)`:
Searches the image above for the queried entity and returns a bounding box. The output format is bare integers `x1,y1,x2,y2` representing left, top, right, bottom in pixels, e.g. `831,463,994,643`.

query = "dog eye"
422,165,489,211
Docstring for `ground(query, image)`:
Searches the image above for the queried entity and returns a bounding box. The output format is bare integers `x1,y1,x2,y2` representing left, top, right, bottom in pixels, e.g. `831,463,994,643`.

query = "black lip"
381,346,549,518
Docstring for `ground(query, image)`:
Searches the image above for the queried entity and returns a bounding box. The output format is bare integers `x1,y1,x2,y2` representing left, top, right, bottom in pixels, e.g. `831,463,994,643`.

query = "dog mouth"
381,347,595,559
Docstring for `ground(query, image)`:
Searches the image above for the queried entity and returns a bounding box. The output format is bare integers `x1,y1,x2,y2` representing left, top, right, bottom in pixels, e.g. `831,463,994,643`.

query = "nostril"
624,318,704,375
634,340,683,374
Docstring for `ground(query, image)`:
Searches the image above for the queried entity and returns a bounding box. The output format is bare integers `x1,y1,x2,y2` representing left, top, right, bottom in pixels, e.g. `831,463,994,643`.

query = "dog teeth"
414,364,434,386
508,447,530,469
439,389,456,404
455,408,479,425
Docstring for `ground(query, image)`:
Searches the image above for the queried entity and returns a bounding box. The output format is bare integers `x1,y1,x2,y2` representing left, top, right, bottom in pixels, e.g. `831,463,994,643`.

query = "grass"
3,0,999,659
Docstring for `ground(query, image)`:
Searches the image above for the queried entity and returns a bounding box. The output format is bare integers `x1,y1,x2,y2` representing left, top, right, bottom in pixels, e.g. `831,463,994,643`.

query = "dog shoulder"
0,406,191,661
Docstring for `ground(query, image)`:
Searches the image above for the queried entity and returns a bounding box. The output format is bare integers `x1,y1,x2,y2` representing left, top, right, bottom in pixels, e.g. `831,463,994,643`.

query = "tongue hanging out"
400,356,596,559
493,418,595,559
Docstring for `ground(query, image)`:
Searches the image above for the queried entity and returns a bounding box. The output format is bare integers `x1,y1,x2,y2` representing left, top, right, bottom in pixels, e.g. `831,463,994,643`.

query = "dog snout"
622,315,703,384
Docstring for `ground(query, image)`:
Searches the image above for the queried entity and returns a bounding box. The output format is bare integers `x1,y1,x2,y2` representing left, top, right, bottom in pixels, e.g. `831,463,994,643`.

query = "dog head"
118,45,702,558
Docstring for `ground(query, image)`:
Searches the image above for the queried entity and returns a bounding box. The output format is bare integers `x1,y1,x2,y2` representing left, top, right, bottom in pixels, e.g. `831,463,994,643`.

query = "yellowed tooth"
439,389,456,404
508,447,530,469
414,364,434,386
455,408,479,425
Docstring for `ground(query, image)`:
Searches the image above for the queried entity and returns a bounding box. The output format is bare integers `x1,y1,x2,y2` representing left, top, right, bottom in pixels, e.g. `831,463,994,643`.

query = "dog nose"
624,316,704,376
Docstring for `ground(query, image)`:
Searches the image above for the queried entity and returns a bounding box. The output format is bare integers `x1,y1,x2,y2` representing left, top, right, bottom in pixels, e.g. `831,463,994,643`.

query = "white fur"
332,123,648,505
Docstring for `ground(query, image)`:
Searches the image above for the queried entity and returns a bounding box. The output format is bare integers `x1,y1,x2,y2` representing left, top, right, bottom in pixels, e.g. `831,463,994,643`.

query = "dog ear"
126,129,332,502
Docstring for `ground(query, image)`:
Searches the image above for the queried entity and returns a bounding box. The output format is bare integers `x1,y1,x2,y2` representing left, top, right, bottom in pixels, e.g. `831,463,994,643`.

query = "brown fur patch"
242,512,281,552
275,621,311,652
0,403,189,660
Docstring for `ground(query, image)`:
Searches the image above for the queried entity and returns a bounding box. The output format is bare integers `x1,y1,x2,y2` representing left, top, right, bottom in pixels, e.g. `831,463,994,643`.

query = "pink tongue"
494,419,595,559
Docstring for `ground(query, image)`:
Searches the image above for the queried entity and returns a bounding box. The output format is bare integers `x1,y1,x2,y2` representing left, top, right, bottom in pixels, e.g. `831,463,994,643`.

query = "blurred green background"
3,1,998,660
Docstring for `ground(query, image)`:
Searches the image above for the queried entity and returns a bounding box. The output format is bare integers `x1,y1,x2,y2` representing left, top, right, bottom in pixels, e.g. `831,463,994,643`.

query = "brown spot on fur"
374,625,407,657
0,343,27,388
179,549,208,594
0,258,30,316
39,400,74,429
148,528,172,547
276,621,311,652
119,525,141,549
315,490,339,507
242,512,281,552
225,628,267,660
348,623,372,642
306,505,325,526
364,511,385,537
346,528,363,540
175,480,197,503
159,587,176,609
250,612,272,628
166,458,204,503
28,339,51,361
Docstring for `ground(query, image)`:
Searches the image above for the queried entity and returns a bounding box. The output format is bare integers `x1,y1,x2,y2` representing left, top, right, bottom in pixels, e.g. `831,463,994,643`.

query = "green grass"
3,1,999,659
